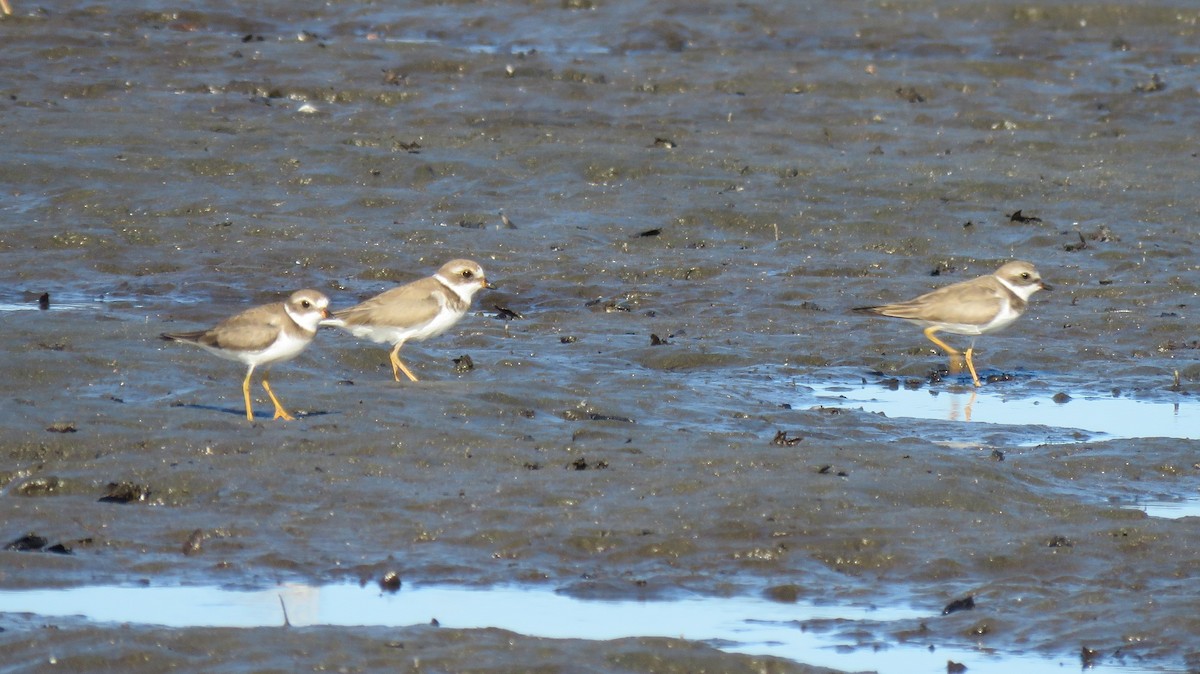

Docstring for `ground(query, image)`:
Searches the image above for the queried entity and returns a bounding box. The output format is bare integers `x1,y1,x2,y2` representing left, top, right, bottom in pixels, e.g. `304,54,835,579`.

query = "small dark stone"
947,660,967,673
1081,646,1100,667
182,529,206,556
764,584,802,603
1052,392,1071,404
586,413,634,423
649,333,670,346
942,595,975,615
1008,209,1043,224
560,335,578,344
991,449,1005,461
453,355,474,373
38,293,50,310
1064,231,1089,252
99,481,151,504
379,571,402,593
492,304,523,321
45,423,77,433
1133,73,1166,93
896,86,926,103
430,618,440,626
771,430,803,446
1046,535,1073,548
382,69,408,86
1089,225,1118,242
15,477,64,497
636,228,662,237
45,543,72,555
651,138,677,149
5,534,48,551
568,457,609,470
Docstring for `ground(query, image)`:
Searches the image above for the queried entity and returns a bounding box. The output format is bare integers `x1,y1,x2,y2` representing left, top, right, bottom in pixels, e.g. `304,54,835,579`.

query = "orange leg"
922,326,965,374
964,347,982,388
389,342,419,382
241,367,256,421
261,372,296,420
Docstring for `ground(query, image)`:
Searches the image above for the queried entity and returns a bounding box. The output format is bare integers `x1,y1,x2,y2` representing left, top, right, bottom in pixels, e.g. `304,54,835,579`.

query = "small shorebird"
854,261,1051,386
322,259,492,382
162,289,330,421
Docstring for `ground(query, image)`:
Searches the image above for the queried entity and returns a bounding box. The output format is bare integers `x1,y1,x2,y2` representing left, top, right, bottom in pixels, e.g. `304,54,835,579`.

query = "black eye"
462,269,473,278
1020,273,1030,280
301,300,311,308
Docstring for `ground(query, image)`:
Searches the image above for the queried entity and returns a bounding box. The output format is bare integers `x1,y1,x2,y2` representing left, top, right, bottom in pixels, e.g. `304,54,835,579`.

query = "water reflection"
0,583,1172,674
1119,495,1200,519
808,380,1199,442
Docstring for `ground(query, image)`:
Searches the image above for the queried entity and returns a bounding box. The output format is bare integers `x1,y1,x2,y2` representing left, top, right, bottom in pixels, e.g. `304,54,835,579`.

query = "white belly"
345,306,466,346
197,330,312,368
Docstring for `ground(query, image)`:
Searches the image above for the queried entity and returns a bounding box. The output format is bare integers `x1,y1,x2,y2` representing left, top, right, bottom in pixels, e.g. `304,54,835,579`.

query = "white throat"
435,273,480,304
285,304,324,332
995,276,1040,301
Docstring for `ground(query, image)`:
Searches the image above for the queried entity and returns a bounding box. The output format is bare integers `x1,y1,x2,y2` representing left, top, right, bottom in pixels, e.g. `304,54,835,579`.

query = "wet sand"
2,0,1199,671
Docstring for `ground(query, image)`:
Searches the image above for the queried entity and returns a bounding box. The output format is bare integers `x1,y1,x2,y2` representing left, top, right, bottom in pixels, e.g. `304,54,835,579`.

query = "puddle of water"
1119,495,1200,520
807,381,1199,442
0,291,140,313
0,301,94,312
0,584,1171,674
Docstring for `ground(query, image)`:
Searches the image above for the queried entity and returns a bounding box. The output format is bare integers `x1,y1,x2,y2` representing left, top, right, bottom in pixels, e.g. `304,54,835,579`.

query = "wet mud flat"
1,615,832,674
3,0,1200,672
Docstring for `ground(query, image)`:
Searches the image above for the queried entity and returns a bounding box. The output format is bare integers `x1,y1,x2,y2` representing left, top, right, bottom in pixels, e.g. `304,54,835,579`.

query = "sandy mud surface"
2,0,1198,671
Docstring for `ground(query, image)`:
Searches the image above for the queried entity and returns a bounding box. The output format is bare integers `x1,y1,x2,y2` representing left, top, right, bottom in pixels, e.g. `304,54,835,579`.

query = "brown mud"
2,0,1199,671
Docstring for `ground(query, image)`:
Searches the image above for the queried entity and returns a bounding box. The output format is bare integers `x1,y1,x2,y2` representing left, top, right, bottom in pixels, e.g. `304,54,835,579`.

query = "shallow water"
3,0,1200,671
0,583,1175,674
806,377,1200,444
